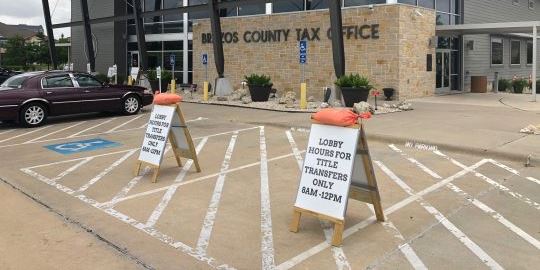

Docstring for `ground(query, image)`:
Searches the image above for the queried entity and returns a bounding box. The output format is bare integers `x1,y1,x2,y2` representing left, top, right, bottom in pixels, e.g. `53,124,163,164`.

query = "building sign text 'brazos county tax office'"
201,24,380,44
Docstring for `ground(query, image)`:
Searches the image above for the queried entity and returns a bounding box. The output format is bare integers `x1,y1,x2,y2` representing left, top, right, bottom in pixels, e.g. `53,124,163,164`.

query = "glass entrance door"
130,51,140,69
436,50,450,92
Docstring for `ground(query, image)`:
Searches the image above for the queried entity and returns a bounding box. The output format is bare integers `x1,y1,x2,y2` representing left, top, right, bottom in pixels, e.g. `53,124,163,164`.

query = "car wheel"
20,103,47,127
122,95,141,115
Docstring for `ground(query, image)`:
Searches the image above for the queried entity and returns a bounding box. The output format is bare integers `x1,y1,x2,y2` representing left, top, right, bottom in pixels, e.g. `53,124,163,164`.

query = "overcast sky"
0,0,71,39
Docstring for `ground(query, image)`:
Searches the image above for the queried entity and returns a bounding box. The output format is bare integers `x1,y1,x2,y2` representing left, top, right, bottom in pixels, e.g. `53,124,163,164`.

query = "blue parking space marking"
45,138,121,155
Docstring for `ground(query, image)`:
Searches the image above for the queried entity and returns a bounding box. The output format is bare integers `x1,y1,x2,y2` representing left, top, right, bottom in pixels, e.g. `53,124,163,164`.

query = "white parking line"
25,122,87,143
0,126,50,143
0,117,210,149
195,132,238,255
365,204,428,270
487,159,540,186
106,151,304,205
67,118,118,138
276,159,489,270
19,166,234,269
52,157,95,182
375,160,503,270
0,129,14,136
286,130,352,270
76,149,139,193
101,145,173,209
107,115,145,133
391,145,540,251
389,144,442,179
433,151,540,211
144,138,208,228
259,127,275,270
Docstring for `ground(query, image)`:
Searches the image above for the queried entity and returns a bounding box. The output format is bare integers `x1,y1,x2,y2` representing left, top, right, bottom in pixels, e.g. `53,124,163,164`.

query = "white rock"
353,102,373,114
320,102,330,108
308,96,315,102
241,96,251,104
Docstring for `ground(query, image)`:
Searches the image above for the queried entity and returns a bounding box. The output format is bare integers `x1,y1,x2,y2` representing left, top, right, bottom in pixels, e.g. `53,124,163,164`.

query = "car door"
74,74,122,113
42,74,80,116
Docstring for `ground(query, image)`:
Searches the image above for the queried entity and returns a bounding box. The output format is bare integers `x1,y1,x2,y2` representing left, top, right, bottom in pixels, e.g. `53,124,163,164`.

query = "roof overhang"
436,21,540,36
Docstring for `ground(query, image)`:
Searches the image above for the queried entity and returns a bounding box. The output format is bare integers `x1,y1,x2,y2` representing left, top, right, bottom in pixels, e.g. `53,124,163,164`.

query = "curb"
257,121,535,164
182,100,315,113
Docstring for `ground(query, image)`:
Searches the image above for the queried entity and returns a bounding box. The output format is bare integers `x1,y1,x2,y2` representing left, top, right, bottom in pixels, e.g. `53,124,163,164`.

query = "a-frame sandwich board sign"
290,121,384,246
135,103,201,183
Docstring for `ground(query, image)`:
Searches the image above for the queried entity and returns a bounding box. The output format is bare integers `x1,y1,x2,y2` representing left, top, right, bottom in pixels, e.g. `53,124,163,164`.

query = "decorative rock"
278,97,287,104
285,100,295,108
320,102,330,108
217,96,228,101
231,88,248,101
308,96,315,102
353,102,375,114
241,96,252,104
308,102,318,109
332,101,343,107
285,91,296,101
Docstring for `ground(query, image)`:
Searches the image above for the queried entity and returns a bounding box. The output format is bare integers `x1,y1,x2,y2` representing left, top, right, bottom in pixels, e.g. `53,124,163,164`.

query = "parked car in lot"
0,71,154,127
0,68,20,84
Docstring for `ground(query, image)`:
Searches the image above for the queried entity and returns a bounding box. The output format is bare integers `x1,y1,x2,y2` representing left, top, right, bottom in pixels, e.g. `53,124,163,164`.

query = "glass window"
238,2,265,16
146,41,162,51
437,37,450,49
148,52,163,69
397,0,417,6
418,0,435,9
75,75,103,87
163,0,182,21
145,0,162,12
527,42,533,65
307,0,330,10
436,0,450,13
164,52,183,70
219,0,238,17
273,0,304,13
43,75,74,88
163,21,183,33
436,13,450,25
1,73,33,88
346,0,385,7
510,40,521,65
164,41,183,50
491,37,503,65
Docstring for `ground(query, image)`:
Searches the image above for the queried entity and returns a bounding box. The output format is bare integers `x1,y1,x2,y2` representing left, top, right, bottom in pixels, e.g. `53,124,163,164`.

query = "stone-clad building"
71,0,540,100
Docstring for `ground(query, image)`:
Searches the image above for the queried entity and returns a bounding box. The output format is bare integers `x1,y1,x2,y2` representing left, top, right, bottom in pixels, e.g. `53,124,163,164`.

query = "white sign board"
86,63,91,73
156,66,162,79
130,67,140,79
107,66,117,78
138,105,175,166
294,124,359,220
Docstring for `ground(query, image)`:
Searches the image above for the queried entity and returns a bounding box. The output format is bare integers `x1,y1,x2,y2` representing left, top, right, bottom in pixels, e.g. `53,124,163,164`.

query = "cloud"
0,0,71,38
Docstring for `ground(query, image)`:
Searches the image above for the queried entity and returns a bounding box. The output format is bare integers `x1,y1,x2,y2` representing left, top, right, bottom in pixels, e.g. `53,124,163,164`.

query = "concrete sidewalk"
197,92,539,163
0,179,142,270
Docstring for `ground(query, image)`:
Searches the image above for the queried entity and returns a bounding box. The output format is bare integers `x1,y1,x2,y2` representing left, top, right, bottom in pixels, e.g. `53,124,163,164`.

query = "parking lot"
0,104,539,269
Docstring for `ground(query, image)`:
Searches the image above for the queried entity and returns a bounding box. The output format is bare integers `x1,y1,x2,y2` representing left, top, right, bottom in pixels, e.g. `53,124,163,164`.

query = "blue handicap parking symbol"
45,138,121,155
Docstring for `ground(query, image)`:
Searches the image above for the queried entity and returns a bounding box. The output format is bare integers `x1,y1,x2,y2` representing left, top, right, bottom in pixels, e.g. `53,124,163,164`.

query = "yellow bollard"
127,76,133,86
300,82,307,109
170,79,176,94
203,81,209,101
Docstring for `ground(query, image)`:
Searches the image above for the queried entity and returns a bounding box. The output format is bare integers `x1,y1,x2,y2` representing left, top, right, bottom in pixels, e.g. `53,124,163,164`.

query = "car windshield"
0,73,33,89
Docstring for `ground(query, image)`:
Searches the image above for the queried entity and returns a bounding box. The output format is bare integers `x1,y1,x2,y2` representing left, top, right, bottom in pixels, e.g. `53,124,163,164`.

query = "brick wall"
193,4,435,100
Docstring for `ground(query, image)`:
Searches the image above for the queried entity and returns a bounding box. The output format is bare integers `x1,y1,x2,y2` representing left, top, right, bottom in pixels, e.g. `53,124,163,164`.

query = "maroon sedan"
0,71,153,127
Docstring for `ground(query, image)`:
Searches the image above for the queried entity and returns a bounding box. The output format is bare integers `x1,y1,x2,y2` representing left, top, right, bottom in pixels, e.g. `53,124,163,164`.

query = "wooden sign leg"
289,209,302,233
134,161,142,176
371,193,385,222
192,155,202,173
151,167,160,183
331,221,345,247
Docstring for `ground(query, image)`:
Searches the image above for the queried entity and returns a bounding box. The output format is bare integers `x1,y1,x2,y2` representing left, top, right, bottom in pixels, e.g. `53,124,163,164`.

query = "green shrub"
161,70,172,82
498,79,511,92
335,73,374,90
512,78,528,94
244,74,272,87
147,70,158,81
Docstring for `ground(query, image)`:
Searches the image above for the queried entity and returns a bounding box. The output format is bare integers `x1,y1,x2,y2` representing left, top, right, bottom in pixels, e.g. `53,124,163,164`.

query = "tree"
3,36,27,68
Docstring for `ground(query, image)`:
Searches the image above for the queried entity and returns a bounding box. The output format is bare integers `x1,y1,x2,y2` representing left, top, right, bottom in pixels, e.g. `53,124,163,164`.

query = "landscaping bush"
498,79,511,92
335,73,374,90
512,78,528,94
244,74,272,87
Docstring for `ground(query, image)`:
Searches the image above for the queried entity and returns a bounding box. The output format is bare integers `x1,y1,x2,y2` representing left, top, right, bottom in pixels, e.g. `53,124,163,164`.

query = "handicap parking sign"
45,138,120,155
201,53,208,65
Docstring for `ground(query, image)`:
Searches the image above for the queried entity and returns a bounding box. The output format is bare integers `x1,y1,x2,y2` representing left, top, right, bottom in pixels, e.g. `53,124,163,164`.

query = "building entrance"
436,49,451,93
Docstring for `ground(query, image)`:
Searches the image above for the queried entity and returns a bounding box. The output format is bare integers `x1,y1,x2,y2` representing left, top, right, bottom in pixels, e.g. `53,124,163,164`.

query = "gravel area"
180,90,406,115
